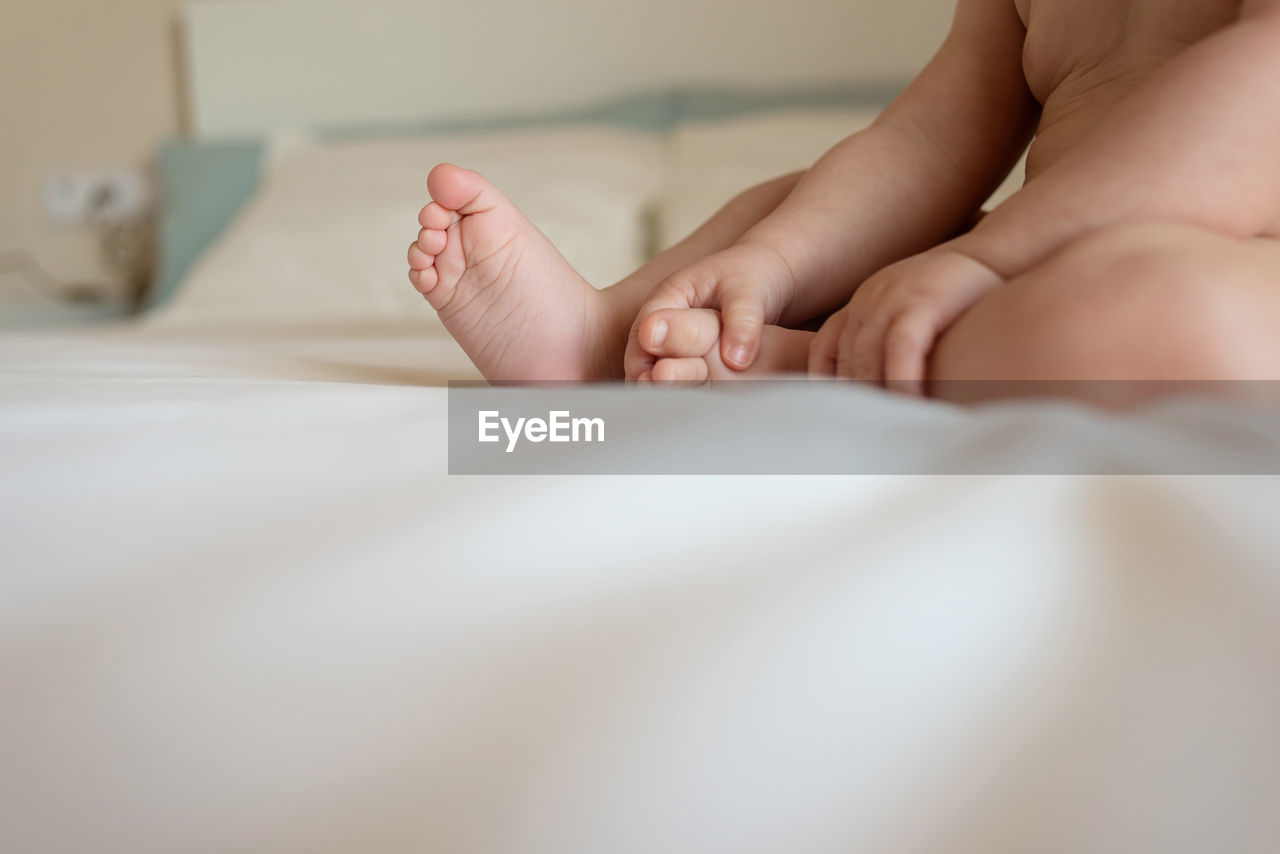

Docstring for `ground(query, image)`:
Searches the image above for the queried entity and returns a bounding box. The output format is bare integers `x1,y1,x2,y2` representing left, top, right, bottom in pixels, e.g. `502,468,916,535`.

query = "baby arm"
739,0,1036,323
955,0,1280,280
816,0,1280,391
626,0,1038,378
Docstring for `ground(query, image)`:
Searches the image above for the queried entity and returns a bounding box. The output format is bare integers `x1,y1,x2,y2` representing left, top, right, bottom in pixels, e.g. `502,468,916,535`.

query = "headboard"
182,0,954,140
153,0,954,308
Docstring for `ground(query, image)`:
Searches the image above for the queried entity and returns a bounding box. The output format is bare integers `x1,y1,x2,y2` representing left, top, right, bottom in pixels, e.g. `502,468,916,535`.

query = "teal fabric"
149,83,903,308
669,82,904,123
322,89,684,141
311,82,904,141
149,139,264,308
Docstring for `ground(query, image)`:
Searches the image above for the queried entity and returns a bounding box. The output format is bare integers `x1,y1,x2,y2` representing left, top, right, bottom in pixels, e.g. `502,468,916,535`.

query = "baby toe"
417,227,448,255
651,357,709,385
418,201,456,230
408,241,435,270
410,265,439,294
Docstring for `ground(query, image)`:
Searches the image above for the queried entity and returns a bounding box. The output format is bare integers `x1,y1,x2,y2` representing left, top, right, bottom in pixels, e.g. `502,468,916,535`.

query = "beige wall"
186,0,952,140
1,0,955,299
1,0,188,296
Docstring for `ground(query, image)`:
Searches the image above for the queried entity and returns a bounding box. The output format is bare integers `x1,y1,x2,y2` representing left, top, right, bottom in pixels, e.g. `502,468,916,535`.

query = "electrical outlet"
44,170,149,224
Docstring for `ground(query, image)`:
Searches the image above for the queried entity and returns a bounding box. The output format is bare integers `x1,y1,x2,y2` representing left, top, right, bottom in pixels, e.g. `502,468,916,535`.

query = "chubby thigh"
927,222,1280,401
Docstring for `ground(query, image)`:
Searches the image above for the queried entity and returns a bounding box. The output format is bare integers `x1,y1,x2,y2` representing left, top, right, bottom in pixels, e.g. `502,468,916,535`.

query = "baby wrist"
732,236,802,302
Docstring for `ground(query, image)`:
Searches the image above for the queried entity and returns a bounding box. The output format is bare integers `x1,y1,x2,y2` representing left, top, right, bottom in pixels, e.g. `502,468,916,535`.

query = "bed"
3,1,1279,851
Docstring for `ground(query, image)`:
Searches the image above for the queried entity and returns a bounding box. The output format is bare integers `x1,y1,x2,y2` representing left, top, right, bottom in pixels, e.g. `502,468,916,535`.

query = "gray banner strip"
447,381,1280,475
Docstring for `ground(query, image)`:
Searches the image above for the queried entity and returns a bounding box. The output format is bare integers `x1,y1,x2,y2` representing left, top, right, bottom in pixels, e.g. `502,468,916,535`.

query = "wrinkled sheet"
2,323,1278,853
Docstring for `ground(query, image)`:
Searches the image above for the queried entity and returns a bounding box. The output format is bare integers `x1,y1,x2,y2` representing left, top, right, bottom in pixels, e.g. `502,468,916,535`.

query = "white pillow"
657,108,1026,250
152,126,663,328
658,109,879,249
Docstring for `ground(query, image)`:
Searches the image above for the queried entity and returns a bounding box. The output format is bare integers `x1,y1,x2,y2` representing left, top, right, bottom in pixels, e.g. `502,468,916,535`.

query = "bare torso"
1017,0,1242,179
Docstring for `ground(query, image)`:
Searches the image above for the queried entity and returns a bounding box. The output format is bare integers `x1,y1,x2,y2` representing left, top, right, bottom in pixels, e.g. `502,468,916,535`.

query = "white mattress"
2,322,1279,853
2,114,1277,852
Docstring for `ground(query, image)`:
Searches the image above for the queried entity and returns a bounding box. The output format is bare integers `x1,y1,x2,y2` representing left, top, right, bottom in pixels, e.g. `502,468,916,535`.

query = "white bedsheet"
2,322,1278,853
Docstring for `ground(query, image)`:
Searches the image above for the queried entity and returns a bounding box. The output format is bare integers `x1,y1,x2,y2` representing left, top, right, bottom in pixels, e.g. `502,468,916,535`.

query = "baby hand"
624,243,795,380
809,245,1005,395
633,307,815,384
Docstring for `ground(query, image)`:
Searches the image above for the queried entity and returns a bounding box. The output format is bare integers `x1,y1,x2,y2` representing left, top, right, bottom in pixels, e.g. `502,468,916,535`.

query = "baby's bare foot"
636,308,812,383
407,164,626,381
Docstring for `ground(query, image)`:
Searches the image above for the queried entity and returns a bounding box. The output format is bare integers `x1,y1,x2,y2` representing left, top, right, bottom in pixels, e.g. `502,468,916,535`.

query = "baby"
406,0,1280,402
